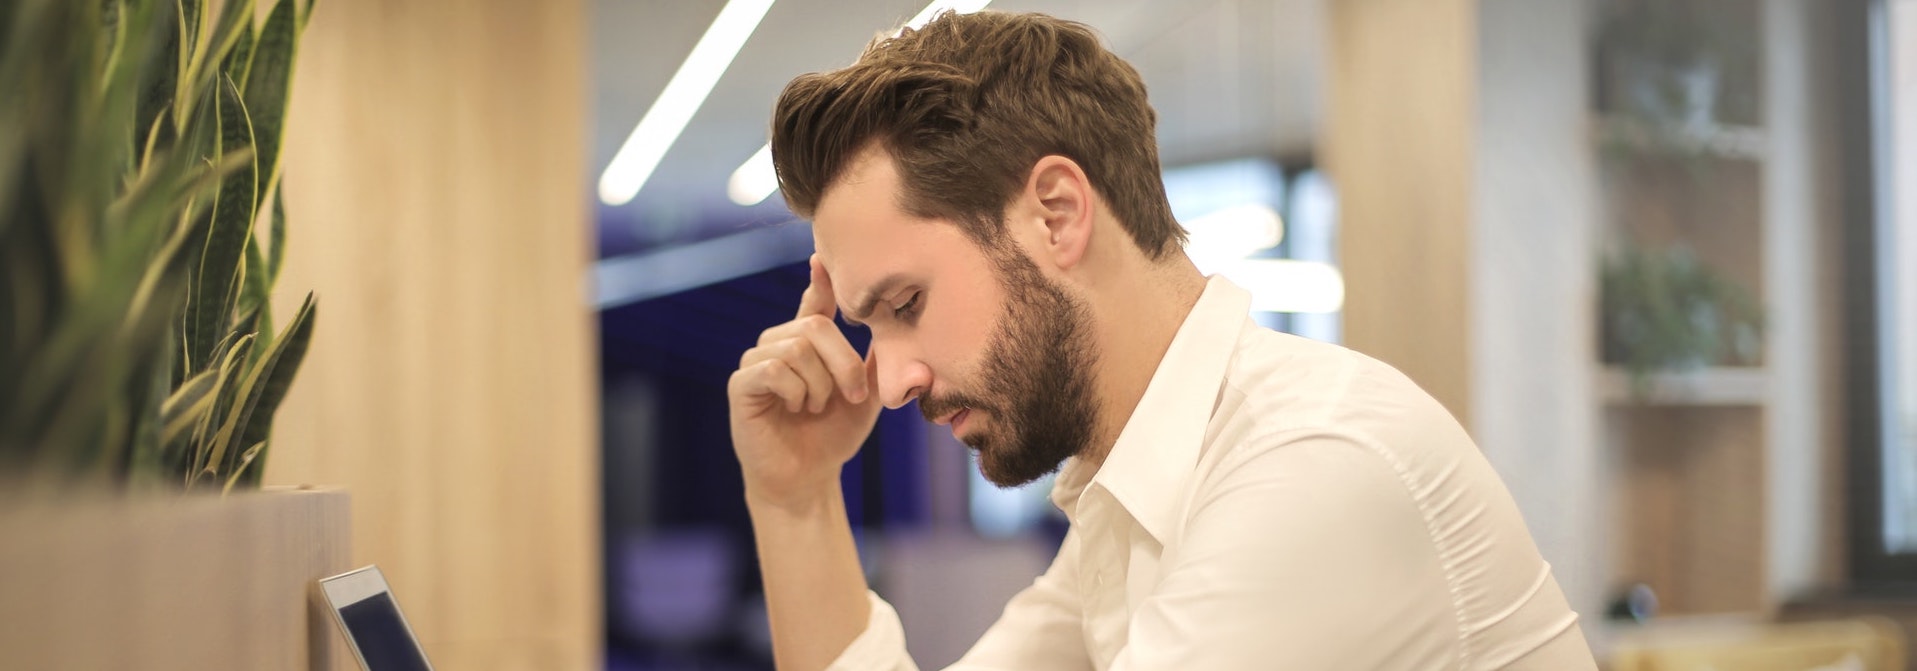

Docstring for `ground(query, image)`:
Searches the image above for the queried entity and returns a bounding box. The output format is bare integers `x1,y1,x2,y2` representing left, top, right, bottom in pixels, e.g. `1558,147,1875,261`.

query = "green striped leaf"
176,0,252,130
222,14,255,96
160,366,219,445
231,291,315,488
267,185,285,285
223,439,267,495
186,73,255,373
188,331,252,488
243,0,297,208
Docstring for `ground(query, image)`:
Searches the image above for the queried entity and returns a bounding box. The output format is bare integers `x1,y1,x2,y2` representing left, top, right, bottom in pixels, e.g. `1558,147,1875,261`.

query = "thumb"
861,345,882,408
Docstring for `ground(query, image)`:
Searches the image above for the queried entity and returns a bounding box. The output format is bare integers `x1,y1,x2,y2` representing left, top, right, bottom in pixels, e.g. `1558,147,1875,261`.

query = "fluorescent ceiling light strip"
599,0,778,206
1216,259,1345,314
727,143,777,206
1183,204,1285,273
904,0,993,29
727,0,992,207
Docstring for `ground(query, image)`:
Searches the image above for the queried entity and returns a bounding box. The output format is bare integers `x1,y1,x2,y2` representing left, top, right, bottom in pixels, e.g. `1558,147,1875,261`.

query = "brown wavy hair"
769,10,1186,260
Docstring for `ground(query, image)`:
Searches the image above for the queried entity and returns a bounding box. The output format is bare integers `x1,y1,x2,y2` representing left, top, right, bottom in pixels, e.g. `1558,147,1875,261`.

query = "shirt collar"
1049,276,1253,542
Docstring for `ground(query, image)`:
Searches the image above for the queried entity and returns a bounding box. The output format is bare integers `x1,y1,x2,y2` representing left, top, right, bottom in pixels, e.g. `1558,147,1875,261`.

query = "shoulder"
1193,325,1499,530
1207,326,1467,469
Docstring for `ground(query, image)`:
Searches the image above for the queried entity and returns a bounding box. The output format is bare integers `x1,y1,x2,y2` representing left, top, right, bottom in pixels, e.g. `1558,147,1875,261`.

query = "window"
1849,0,1917,582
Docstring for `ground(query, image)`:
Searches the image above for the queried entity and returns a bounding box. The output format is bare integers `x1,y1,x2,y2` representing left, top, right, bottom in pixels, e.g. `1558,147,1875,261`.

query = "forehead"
811,149,947,290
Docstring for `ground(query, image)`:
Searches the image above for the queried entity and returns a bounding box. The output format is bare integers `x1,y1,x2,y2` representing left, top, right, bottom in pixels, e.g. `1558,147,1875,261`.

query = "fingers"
795,254,839,320
730,255,872,415
730,359,808,414
741,338,836,413
753,314,868,403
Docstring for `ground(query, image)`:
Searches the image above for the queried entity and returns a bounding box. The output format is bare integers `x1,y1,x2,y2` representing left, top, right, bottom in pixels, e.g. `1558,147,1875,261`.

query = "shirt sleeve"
825,527,1095,671
1107,433,1514,671
825,591,919,671
946,527,1095,670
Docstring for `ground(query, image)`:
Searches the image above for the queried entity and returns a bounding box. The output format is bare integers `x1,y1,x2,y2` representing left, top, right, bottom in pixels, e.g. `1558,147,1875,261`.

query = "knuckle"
791,336,817,357
799,314,834,335
772,338,809,363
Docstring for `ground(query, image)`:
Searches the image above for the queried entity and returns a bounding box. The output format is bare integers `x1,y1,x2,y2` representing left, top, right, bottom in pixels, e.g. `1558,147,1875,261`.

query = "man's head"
770,11,1185,487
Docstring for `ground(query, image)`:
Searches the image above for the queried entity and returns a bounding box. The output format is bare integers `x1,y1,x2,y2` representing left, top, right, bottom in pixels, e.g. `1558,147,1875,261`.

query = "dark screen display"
339,592,431,671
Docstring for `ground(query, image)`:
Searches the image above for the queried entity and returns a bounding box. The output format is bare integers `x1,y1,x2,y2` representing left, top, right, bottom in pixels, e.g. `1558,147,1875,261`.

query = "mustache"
919,391,990,424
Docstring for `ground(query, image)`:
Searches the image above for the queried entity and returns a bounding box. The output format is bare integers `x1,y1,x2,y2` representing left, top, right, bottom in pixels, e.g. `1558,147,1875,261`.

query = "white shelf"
1593,116,1768,161
1598,366,1768,406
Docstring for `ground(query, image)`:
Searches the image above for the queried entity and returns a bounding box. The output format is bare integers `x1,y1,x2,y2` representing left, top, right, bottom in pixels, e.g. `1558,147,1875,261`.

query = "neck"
1077,251,1207,467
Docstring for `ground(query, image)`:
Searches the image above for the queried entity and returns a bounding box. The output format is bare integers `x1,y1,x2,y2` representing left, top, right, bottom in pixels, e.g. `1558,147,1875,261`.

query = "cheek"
923,295,999,384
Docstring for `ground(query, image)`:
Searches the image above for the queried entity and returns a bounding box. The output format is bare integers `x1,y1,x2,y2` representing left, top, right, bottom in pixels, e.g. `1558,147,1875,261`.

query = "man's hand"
728,254,882,511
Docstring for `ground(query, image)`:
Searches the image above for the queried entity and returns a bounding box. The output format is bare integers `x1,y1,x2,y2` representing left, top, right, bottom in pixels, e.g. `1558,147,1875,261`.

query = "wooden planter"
0,486,351,670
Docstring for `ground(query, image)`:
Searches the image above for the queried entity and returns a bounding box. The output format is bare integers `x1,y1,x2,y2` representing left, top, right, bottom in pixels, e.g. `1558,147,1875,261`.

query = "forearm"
748,484,873,671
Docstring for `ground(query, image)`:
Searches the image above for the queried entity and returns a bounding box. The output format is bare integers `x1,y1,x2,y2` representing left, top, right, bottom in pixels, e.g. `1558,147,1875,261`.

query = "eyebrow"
839,273,909,328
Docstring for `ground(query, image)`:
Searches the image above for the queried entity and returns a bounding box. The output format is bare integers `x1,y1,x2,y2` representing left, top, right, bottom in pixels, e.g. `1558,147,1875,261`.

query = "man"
726,10,1596,671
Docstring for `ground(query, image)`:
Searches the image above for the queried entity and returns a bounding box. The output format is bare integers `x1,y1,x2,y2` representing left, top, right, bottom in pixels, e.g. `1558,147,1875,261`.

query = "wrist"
744,480,844,520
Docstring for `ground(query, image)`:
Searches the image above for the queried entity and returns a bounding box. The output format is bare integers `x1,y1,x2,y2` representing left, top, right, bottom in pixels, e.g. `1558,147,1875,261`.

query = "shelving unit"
1596,98,1773,612
1592,116,1768,161
1597,366,1769,407
1590,0,1828,626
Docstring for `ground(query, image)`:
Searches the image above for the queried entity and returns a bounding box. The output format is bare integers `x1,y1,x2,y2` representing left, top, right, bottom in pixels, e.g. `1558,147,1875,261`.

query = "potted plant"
2,0,317,491
0,0,348,668
1599,243,1765,397
1597,0,1729,131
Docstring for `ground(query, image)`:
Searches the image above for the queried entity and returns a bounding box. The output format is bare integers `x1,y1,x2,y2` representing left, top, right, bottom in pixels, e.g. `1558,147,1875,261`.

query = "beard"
918,247,1099,488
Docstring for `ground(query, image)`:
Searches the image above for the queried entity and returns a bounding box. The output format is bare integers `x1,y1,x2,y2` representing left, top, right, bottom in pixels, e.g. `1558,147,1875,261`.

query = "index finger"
796,254,839,320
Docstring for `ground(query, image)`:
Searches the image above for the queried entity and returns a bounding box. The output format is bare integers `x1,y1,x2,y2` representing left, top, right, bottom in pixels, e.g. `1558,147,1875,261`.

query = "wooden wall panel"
1325,0,1477,424
1606,407,1769,615
264,0,599,668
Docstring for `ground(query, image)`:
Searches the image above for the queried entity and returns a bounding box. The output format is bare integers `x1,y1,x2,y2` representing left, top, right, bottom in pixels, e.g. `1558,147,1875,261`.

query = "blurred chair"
1610,617,1906,671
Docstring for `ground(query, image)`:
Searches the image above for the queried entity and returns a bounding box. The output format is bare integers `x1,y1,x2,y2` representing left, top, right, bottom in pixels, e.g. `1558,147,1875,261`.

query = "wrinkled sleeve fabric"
826,528,1094,671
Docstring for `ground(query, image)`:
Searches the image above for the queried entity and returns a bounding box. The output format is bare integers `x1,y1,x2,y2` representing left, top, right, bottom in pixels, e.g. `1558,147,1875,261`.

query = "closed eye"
892,291,921,322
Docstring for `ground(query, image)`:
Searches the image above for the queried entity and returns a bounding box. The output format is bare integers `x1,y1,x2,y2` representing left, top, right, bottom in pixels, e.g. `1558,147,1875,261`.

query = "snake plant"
0,0,319,494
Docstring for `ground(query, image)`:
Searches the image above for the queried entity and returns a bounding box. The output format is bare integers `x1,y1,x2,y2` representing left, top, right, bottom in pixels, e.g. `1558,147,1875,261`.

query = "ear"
1024,155,1095,271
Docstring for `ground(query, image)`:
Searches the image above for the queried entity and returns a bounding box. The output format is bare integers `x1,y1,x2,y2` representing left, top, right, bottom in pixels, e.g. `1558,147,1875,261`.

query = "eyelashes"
893,291,922,322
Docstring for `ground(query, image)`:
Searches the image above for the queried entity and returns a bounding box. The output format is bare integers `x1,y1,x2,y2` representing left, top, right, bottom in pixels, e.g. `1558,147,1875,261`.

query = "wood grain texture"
0,488,351,670
1325,0,1477,425
1606,407,1769,615
262,0,600,668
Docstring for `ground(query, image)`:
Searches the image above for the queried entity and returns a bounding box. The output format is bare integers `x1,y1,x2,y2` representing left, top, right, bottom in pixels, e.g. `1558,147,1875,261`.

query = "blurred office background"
247,0,1917,668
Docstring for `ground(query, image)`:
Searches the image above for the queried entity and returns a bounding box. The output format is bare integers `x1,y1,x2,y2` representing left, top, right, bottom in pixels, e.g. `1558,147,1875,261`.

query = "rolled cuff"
825,590,920,671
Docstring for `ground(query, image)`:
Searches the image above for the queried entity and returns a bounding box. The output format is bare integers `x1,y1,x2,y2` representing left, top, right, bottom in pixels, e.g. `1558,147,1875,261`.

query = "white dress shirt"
828,276,1597,670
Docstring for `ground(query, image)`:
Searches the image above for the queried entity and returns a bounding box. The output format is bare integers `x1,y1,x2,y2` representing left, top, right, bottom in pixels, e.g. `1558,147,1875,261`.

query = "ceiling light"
1183,203,1284,273
599,0,777,206
726,0,992,207
1216,259,1345,314
904,0,993,28
727,143,777,206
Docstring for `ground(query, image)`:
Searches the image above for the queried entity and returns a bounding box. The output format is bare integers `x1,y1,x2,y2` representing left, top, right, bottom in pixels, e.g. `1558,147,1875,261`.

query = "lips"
950,408,970,435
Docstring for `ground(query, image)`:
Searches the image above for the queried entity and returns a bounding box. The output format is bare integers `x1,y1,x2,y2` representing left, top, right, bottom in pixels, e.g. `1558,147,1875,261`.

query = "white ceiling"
591,0,1325,248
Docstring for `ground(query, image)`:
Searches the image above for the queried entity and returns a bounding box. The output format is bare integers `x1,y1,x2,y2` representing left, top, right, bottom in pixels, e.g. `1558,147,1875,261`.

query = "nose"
871,337,931,410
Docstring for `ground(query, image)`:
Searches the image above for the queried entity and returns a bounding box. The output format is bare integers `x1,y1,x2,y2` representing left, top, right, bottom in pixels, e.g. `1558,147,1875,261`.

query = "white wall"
1470,0,1606,640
